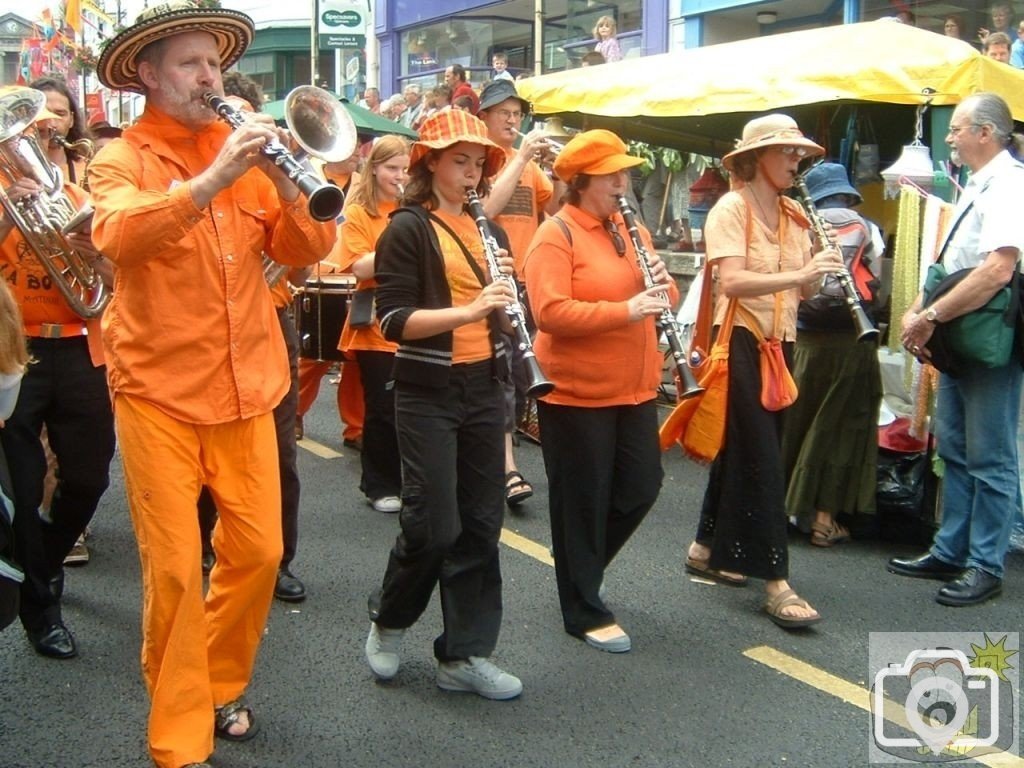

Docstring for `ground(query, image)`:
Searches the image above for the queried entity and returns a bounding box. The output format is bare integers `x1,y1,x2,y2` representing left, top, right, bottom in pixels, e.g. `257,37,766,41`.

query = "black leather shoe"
936,567,1002,607
274,569,306,603
28,622,78,659
887,553,962,581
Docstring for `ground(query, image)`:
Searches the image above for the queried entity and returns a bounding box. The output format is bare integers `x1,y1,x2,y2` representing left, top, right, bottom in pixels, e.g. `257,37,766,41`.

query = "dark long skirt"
781,331,882,533
695,326,789,581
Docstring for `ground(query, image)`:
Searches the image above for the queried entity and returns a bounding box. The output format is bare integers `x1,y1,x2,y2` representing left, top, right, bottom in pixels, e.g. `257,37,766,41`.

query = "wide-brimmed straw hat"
721,114,824,171
97,0,254,94
552,129,644,182
408,109,506,177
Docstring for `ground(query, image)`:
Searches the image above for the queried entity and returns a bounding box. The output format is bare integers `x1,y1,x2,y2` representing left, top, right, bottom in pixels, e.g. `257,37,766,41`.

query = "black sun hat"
97,0,254,94
476,79,530,117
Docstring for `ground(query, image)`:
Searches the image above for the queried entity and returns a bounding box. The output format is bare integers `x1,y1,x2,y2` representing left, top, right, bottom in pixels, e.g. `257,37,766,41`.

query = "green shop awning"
264,96,417,140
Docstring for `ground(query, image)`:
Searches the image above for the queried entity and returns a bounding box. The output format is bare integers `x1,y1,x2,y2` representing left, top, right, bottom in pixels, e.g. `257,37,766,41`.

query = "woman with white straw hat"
683,114,843,629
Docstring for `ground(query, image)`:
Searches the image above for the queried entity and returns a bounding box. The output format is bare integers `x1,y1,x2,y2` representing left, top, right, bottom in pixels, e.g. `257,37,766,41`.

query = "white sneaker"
437,656,523,700
370,496,401,513
365,622,404,680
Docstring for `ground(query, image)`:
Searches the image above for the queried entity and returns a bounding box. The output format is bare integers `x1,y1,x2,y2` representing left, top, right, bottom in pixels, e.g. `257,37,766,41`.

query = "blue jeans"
931,361,1023,578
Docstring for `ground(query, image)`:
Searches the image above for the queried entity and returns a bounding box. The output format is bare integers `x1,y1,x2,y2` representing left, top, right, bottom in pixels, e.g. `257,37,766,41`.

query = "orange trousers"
115,394,281,768
296,355,364,441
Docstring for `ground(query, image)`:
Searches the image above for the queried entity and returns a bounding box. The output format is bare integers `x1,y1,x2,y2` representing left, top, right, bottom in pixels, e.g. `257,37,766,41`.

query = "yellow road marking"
500,528,554,567
744,645,1024,767
297,438,343,459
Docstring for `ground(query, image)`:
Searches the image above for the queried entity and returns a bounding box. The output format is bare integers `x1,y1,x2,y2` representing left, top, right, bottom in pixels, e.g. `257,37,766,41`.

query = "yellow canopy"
517,21,1024,154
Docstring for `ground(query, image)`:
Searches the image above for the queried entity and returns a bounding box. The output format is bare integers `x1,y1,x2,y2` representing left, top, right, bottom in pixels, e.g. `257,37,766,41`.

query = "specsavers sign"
318,0,367,49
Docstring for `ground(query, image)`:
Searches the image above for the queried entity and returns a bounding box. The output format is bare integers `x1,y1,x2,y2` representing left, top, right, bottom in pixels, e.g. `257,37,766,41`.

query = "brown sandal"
810,520,850,548
764,588,822,629
684,555,748,586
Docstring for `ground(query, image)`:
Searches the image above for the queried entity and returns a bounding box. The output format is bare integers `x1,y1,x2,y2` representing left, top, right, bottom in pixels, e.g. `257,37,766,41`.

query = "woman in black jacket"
363,110,523,701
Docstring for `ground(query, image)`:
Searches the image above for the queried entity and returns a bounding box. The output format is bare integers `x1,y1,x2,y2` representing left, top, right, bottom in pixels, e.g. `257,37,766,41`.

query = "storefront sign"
318,0,367,49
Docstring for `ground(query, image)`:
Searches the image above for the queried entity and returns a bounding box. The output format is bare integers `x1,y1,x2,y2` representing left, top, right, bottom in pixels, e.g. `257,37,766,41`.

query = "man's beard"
156,77,216,128
950,147,962,166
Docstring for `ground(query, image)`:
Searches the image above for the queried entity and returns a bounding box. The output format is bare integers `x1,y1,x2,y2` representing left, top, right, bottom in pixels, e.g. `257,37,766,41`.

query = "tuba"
0,87,109,318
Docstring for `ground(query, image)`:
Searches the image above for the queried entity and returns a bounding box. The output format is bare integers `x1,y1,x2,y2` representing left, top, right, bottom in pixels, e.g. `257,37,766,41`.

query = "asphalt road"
2,379,1022,768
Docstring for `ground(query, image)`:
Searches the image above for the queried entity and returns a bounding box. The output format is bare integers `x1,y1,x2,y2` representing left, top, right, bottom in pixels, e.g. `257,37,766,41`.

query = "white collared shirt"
945,150,1024,272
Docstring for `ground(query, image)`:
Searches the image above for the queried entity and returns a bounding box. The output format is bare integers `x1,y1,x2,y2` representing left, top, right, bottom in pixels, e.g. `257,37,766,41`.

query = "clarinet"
615,196,704,400
792,175,879,342
202,92,344,223
465,190,554,398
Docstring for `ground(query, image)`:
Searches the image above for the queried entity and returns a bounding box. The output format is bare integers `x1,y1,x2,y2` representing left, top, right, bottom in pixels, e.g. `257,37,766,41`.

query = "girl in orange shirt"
336,136,410,512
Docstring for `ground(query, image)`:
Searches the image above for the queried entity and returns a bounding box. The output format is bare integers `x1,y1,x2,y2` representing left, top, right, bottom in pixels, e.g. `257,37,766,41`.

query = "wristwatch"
924,307,940,324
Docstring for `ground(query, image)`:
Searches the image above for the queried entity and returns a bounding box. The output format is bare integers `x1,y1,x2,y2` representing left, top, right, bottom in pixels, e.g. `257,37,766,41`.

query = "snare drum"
295,274,356,361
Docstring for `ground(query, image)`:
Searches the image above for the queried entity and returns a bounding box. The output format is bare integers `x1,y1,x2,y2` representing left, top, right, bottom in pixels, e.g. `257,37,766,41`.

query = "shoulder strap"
691,200,751,357
427,211,489,288
551,215,573,247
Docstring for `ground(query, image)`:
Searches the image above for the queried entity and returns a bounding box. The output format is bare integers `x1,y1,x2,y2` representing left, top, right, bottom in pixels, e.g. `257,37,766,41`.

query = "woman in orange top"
523,129,677,655
336,136,410,512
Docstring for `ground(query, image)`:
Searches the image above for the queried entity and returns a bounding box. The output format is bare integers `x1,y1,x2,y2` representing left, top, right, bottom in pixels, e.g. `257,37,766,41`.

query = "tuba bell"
0,87,109,319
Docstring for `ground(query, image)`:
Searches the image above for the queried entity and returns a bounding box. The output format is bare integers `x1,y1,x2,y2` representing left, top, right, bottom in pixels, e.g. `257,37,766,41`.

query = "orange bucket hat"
408,109,506,177
552,129,644,182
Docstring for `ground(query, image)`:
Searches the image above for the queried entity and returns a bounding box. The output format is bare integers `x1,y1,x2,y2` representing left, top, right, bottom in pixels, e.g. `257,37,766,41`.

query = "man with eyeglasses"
889,92,1024,607
477,79,562,508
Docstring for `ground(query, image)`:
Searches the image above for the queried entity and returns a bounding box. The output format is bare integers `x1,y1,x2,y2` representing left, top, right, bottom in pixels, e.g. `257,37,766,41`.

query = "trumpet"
465,189,554,398
616,195,704,400
49,130,94,161
792,173,879,342
203,85,356,222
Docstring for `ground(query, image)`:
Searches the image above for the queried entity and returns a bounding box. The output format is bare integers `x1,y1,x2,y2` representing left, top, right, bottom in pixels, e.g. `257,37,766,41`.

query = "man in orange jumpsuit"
89,3,337,767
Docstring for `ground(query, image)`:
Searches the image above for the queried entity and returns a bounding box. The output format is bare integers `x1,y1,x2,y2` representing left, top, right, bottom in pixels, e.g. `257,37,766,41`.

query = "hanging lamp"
880,90,936,199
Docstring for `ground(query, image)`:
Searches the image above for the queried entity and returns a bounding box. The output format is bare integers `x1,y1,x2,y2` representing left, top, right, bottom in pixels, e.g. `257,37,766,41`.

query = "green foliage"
627,140,717,177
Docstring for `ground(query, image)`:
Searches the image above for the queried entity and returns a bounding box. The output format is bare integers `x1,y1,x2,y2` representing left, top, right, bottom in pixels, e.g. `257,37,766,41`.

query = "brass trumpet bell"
285,86,358,163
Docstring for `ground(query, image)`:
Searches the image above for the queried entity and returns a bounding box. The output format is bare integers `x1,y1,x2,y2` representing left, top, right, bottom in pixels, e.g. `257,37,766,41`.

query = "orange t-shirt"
88,105,337,424
492,147,553,273
430,210,492,365
337,199,398,353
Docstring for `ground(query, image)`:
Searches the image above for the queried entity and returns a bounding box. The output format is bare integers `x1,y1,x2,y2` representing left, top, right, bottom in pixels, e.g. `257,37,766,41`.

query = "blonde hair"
346,135,411,217
593,15,617,38
0,281,29,374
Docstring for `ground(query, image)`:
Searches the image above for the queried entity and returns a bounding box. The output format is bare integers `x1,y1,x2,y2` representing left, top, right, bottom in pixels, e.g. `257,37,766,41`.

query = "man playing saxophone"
87,2,336,767
0,88,115,663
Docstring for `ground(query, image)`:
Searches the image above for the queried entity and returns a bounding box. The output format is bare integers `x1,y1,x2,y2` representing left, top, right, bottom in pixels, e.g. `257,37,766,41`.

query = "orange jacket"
523,203,677,408
88,106,337,424
337,200,398,353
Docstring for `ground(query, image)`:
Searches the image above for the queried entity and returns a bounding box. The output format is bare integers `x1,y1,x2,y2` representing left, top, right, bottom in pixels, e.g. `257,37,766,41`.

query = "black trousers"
696,327,790,581
537,400,663,637
0,336,114,632
354,350,401,500
199,306,301,568
370,361,505,662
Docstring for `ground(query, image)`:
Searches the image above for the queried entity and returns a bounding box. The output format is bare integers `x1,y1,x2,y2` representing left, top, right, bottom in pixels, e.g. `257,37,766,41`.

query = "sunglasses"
777,146,810,157
603,219,627,257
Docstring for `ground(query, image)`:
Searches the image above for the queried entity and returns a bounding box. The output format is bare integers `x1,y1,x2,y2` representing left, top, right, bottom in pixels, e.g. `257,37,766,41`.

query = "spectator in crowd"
1011,21,1024,67
453,94,476,112
889,92,1024,607
580,51,606,67
593,15,623,63
491,51,514,82
983,31,1013,62
359,87,382,114
979,1,1015,41
444,63,479,114
943,13,966,39
401,84,424,128
381,94,407,122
